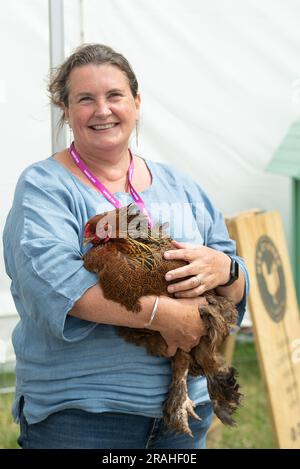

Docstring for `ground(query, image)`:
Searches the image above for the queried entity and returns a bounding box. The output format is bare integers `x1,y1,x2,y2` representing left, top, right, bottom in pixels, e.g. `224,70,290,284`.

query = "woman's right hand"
150,296,208,357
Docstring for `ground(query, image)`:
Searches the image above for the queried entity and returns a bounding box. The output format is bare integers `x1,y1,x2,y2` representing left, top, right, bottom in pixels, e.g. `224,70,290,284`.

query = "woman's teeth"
90,123,118,130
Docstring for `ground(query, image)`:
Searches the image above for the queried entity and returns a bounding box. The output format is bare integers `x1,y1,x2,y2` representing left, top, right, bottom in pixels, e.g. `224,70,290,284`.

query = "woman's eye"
109,93,122,99
79,96,92,102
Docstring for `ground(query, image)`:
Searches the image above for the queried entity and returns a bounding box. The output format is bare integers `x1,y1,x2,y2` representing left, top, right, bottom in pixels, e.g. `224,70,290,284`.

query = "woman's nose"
94,99,112,118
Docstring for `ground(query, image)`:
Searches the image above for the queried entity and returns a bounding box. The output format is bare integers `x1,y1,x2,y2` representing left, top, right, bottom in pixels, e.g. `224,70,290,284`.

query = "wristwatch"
220,256,239,287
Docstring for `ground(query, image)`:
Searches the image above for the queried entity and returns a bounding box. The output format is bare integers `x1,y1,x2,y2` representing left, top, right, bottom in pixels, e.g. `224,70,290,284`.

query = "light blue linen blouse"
2,154,249,425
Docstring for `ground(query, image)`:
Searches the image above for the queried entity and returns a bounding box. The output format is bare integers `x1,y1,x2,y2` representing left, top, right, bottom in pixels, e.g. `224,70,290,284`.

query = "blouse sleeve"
194,185,250,326
3,167,99,342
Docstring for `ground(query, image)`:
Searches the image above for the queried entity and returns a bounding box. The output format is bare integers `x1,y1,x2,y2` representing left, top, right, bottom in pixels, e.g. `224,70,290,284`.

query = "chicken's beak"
83,236,94,246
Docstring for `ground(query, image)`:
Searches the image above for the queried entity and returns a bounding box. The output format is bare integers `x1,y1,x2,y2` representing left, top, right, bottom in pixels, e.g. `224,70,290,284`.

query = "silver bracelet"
145,296,160,327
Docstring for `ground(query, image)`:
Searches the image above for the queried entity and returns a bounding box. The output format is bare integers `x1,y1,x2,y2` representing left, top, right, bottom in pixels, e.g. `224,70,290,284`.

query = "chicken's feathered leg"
163,349,200,437
206,367,241,426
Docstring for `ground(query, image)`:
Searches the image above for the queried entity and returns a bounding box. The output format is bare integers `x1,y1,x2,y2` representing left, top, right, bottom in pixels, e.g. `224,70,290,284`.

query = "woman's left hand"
164,240,231,298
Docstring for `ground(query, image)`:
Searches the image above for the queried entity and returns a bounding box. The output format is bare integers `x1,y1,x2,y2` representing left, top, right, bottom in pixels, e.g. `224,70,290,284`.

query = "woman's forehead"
68,64,129,94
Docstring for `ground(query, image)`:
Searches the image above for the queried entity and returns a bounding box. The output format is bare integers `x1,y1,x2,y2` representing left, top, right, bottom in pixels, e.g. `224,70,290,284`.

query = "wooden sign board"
227,210,300,449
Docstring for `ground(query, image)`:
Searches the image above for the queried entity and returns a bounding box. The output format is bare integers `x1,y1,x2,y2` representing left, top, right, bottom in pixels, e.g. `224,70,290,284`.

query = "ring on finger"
195,274,202,286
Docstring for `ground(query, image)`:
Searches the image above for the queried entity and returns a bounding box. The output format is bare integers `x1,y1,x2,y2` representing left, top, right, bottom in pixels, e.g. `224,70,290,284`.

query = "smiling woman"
2,43,249,449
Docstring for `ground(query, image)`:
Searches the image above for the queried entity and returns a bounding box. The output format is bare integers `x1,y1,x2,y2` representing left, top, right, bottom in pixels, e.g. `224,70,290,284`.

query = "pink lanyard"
69,142,153,228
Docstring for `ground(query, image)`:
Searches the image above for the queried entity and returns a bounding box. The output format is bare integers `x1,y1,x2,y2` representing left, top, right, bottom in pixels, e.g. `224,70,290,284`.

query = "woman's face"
65,64,140,154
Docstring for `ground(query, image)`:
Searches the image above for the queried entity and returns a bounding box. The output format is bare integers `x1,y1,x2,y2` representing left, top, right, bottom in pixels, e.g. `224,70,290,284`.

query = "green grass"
0,369,19,449
0,340,276,449
208,340,277,449
0,393,19,449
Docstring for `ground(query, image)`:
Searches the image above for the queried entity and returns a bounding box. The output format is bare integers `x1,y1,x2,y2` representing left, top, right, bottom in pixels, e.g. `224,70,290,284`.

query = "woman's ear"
135,93,141,117
63,104,70,124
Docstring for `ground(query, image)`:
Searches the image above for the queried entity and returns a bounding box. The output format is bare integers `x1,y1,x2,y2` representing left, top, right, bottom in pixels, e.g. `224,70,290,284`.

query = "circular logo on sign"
255,236,286,322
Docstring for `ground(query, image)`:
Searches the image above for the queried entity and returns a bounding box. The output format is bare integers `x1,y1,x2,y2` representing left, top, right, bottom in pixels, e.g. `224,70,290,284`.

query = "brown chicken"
82,203,242,437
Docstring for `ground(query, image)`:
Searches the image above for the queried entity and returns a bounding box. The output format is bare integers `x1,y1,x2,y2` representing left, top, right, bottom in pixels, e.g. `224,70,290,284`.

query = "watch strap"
220,256,239,287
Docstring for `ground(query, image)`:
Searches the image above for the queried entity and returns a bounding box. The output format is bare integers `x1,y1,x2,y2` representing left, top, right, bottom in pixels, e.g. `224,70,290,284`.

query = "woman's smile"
88,122,120,132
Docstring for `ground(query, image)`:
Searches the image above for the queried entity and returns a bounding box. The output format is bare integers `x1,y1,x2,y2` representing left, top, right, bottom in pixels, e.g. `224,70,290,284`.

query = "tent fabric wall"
1,0,300,361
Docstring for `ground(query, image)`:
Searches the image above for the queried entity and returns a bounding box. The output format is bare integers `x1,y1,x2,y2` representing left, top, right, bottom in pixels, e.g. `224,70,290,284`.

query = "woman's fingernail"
168,286,174,293
164,251,170,258
165,273,171,281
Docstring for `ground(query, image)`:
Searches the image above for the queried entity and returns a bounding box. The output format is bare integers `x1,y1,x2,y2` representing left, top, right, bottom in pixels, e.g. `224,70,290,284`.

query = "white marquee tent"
1,0,300,364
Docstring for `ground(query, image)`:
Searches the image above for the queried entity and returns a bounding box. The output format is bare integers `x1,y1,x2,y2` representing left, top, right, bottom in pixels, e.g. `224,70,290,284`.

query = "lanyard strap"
69,142,152,228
